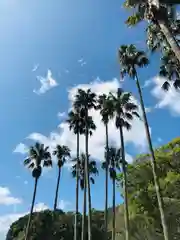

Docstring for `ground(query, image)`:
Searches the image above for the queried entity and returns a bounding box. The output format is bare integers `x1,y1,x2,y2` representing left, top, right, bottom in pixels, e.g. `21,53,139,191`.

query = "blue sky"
0,0,180,238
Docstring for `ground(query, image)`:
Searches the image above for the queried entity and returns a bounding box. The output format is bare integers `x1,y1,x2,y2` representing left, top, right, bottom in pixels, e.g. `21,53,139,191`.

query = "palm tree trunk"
112,177,116,240
53,166,61,211
81,174,87,240
74,132,80,240
147,0,180,63
119,125,130,240
85,108,92,240
25,177,38,240
104,123,109,240
135,74,169,240
158,20,180,63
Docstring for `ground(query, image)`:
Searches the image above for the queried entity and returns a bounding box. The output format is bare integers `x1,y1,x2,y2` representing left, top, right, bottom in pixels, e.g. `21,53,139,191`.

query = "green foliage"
6,209,105,240
116,137,180,239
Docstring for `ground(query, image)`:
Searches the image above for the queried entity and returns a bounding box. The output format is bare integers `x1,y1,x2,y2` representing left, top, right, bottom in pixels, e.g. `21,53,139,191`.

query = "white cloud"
33,202,48,212
0,187,22,206
58,200,71,210
32,64,39,72
26,78,148,163
142,79,152,88
0,202,48,238
145,107,153,113
24,181,28,185
33,69,58,95
13,143,28,154
78,58,86,66
57,112,66,119
151,76,180,116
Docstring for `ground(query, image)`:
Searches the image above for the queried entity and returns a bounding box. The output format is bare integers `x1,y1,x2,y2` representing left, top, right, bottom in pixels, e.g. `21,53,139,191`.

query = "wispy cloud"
33,70,58,95
32,64,39,72
57,112,66,119
58,200,71,210
78,58,87,67
142,79,153,89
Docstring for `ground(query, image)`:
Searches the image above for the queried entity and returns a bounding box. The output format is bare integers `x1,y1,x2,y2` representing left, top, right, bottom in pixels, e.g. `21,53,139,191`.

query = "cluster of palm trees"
23,44,170,240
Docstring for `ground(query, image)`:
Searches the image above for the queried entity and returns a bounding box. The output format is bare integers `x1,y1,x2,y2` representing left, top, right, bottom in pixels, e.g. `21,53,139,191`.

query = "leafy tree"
6,209,105,240
53,145,71,211
97,94,114,240
109,88,139,240
118,44,169,240
73,88,97,240
24,143,52,240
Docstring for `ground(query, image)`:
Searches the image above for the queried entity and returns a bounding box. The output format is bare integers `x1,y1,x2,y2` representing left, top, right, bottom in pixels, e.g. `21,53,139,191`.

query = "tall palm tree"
71,153,98,240
73,88,97,240
109,88,140,240
118,44,169,240
102,147,121,240
67,109,85,240
24,142,52,240
97,94,114,240
124,0,180,63
53,144,71,211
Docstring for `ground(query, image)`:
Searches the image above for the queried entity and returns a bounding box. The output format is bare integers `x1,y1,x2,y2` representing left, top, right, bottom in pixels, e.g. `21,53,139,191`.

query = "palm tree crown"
53,145,71,167
109,88,140,130
97,94,114,125
24,142,52,179
71,153,98,190
119,45,149,79
73,89,97,111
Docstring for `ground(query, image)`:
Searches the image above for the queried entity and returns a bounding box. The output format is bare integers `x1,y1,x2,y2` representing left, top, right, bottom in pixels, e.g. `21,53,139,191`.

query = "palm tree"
102,147,121,240
71,153,98,240
109,88,140,240
124,0,180,63
67,109,85,240
159,49,180,90
118,44,169,240
97,94,114,240
53,145,71,211
24,142,52,240
73,89,97,240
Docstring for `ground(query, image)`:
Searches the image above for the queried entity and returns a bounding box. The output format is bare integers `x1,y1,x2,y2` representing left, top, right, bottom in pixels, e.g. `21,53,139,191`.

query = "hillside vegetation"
7,138,180,239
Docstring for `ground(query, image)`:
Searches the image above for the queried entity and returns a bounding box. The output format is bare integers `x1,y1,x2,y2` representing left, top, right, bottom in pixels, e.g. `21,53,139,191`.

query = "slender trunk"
81,174,87,240
112,177,116,240
119,125,130,240
148,0,180,62
25,177,38,240
85,108,92,240
135,74,169,240
158,20,180,63
74,132,80,240
104,123,109,240
53,167,61,211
